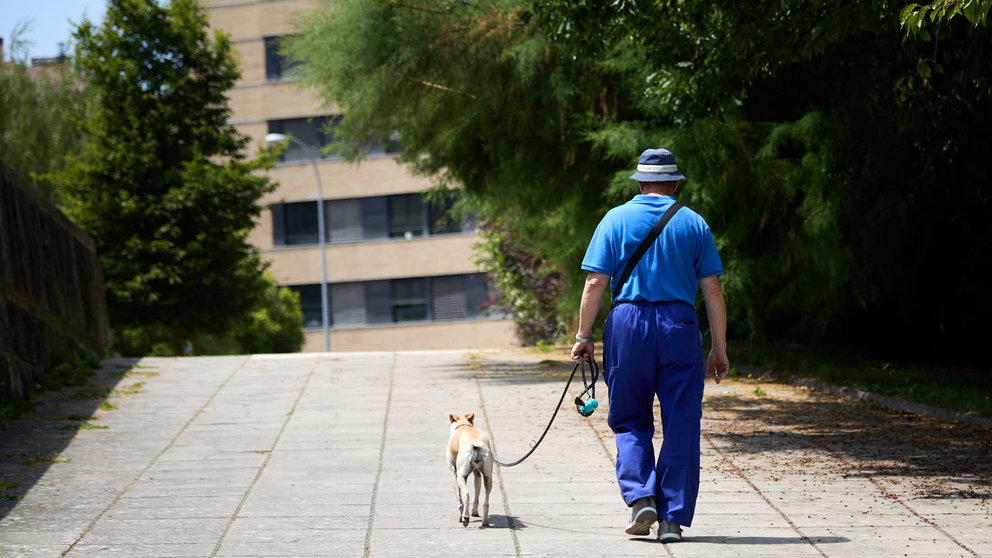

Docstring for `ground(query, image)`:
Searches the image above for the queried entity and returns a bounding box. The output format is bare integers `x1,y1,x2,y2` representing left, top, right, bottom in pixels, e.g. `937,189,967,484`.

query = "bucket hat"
629,148,686,182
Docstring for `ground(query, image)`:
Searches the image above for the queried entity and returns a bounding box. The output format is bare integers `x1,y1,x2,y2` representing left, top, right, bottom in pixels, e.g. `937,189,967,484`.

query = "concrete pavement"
1,349,989,557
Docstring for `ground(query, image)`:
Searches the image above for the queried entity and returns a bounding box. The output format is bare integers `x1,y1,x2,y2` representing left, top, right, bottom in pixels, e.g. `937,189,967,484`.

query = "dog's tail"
470,439,488,465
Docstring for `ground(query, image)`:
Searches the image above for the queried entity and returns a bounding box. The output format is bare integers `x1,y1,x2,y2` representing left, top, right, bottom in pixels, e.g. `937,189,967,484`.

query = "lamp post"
264,133,330,352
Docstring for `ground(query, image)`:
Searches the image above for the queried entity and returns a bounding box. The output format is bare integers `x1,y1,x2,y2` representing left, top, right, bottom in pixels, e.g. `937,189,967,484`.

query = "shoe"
657,519,682,543
624,496,657,536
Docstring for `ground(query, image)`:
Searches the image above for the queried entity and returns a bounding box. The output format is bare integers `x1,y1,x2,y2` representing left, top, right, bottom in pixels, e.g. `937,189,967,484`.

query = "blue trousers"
602,301,705,527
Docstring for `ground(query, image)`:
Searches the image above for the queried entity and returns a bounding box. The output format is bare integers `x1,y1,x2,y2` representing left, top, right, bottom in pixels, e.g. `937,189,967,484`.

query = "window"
272,193,471,247
428,195,470,235
268,116,341,162
288,284,324,328
280,201,319,245
330,282,366,327
295,274,491,329
264,36,300,81
390,278,428,322
388,194,425,238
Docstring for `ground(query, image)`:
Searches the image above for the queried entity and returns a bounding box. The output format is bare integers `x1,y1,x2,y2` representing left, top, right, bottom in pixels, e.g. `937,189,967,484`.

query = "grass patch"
1,353,101,430
0,399,40,431
729,343,992,418
0,480,23,501
37,353,100,391
752,385,767,397
58,423,109,431
6,452,71,465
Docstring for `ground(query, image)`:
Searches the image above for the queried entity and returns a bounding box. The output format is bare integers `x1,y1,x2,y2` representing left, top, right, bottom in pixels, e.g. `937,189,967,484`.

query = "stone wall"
0,159,109,399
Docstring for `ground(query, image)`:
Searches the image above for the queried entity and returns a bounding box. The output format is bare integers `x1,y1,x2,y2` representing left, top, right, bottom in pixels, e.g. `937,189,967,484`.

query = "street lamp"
264,132,330,352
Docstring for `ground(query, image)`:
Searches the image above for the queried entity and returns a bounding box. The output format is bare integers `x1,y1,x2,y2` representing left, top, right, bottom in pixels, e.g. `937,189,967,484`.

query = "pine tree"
52,0,279,355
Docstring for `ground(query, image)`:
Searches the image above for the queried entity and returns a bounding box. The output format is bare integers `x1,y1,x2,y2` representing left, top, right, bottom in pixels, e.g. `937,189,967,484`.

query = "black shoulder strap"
612,202,683,303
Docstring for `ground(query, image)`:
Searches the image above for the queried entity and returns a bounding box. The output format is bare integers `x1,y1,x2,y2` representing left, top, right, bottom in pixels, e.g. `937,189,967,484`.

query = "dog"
447,413,493,527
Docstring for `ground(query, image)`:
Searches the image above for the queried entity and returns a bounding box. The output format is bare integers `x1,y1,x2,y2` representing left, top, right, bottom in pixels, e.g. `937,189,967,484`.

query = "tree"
51,0,278,355
0,24,88,204
289,0,992,360
901,0,990,36
112,273,304,356
287,0,651,342
533,1,992,358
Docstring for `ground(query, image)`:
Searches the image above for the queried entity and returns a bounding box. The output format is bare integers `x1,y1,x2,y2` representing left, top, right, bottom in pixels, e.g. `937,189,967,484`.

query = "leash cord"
492,359,599,468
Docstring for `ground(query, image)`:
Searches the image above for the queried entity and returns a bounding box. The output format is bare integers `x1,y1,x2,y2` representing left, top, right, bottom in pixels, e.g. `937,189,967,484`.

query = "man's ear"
465,413,475,424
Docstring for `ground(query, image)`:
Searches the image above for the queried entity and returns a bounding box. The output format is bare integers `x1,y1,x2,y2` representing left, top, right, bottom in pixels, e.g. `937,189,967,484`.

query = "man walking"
571,148,729,543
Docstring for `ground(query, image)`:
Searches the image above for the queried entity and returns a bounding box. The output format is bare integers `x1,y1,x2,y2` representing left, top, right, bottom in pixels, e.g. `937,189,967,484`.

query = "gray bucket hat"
629,148,686,182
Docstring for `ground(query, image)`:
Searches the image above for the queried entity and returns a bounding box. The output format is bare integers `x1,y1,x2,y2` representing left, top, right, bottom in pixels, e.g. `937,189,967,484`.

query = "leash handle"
493,359,598,467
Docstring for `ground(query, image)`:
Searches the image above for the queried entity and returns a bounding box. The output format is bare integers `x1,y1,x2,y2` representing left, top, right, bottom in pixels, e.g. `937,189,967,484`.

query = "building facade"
203,0,516,352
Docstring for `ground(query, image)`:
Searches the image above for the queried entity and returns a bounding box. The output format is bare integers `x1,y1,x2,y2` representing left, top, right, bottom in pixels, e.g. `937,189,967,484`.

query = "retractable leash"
492,358,599,468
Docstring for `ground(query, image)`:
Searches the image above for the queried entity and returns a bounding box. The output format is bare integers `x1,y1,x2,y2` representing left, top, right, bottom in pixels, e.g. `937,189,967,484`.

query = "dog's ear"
449,414,458,424
465,413,474,424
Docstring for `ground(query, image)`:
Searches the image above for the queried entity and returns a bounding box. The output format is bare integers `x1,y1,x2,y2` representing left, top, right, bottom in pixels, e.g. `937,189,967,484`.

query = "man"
571,148,729,543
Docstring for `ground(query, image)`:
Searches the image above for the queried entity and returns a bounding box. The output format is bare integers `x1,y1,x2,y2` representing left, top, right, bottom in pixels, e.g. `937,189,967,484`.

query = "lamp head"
264,133,289,146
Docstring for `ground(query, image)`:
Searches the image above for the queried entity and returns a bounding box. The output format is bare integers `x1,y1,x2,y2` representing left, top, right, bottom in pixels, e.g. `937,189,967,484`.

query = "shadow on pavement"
705,388,992,499
0,357,142,520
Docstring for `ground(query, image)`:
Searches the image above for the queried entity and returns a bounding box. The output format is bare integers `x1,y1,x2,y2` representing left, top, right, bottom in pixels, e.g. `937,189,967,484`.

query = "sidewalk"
1,350,988,557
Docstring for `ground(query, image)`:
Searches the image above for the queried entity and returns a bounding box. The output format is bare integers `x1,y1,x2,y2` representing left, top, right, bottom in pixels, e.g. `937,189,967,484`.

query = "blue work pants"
602,301,705,527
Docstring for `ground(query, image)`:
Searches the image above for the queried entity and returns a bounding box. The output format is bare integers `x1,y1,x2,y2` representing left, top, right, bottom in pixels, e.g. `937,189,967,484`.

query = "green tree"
51,0,278,355
290,0,992,360
200,274,305,355
287,0,649,342
533,1,992,358
113,273,304,356
0,25,88,203
901,0,990,36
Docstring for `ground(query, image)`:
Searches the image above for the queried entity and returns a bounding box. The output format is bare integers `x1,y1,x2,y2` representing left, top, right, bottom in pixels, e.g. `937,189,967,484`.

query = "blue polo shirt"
581,195,723,305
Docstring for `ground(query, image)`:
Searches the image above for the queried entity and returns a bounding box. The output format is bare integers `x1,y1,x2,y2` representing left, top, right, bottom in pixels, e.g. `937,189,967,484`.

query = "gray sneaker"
657,519,682,543
624,496,657,536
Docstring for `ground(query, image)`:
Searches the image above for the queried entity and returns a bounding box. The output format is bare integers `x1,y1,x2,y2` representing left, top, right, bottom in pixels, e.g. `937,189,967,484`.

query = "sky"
1,0,109,63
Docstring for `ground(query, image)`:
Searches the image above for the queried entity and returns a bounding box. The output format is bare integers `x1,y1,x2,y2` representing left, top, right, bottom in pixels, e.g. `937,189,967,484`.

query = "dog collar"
453,423,471,431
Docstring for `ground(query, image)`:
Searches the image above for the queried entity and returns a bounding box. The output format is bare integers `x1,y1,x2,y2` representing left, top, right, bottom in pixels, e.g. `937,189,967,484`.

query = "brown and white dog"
447,413,493,527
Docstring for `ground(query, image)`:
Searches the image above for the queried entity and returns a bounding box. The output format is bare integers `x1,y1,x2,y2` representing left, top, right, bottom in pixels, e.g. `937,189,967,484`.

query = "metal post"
264,133,330,352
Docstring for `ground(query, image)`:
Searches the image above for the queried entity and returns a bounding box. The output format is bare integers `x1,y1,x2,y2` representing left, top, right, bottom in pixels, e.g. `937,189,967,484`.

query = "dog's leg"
480,463,492,527
456,473,470,527
471,470,482,517
452,472,464,522
481,470,492,527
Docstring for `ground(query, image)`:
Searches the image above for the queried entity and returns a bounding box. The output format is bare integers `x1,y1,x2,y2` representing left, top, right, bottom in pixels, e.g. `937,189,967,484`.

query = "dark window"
268,116,341,162
293,274,491,329
272,193,471,247
264,36,300,81
282,201,319,245
429,195,464,235
388,194,425,238
391,278,428,322
289,284,323,328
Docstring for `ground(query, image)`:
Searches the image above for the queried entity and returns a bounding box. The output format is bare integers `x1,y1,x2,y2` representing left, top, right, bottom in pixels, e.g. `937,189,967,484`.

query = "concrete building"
202,0,516,352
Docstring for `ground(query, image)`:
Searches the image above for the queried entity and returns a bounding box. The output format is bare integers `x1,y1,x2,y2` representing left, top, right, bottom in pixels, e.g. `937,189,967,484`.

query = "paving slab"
1,350,989,557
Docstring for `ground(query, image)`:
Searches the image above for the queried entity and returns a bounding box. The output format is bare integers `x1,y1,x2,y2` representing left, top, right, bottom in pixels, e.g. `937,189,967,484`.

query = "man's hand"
571,341,595,363
707,347,730,383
